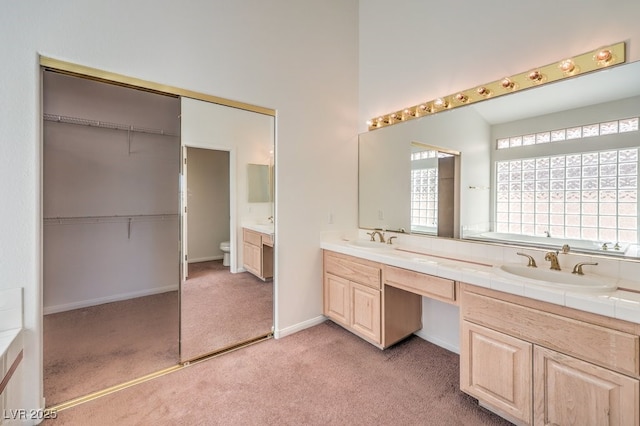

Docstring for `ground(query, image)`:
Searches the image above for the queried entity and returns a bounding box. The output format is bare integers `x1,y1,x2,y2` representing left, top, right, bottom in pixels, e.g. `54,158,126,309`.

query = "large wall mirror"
359,60,640,259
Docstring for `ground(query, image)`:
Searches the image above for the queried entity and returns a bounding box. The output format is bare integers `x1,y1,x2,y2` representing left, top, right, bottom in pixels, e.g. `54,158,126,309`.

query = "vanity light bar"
366,42,626,131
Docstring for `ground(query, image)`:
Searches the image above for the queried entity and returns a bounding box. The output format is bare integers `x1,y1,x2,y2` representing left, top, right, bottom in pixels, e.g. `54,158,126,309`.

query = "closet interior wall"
43,71,181,314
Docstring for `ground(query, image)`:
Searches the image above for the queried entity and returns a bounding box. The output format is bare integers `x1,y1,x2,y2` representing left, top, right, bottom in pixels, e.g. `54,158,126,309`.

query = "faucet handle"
366,232,375,241
387,236,397,245
516,252,537,268
602,242,613,250
572,262,598,275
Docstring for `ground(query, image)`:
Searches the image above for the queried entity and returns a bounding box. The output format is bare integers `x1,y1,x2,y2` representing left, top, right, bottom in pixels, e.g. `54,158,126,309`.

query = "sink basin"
347,240,394,251
495,264,617,293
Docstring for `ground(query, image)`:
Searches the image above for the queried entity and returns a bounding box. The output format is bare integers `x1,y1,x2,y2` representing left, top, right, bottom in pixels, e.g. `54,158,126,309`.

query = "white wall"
187,148,230,263
359,0,640,127
0,1,358,417
359,0,640,352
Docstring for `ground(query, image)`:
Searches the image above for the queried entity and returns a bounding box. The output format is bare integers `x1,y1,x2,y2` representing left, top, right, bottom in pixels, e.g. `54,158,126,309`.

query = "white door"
181,145,188,281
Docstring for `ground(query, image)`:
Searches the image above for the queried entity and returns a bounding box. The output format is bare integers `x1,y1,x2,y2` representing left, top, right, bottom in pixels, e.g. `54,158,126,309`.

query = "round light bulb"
559,59,575,73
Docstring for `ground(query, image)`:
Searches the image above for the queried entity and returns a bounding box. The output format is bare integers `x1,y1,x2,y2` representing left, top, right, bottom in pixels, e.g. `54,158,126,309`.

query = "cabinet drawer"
243,228,262,246
384,265,456,304
461,289,640,377
262,233,274,247
324,252,381,290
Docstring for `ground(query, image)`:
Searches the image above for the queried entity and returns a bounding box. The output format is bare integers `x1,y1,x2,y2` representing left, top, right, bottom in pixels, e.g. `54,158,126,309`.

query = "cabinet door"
324,273,350,327
461,321,532,425
243,242,261,276
534,346,639,426
350,282,381,344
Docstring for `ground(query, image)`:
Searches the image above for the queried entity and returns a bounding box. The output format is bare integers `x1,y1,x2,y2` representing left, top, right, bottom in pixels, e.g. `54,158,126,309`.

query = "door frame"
180,144,237,280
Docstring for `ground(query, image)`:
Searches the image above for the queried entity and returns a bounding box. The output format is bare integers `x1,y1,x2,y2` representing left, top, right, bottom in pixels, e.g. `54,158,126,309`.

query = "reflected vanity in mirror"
359,59,640,259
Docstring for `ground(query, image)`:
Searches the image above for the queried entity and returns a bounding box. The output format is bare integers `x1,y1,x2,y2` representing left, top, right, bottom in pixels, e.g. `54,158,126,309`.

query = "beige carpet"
44,291,179,406
181,260,273,361
45,260,274,406
47,321,513,426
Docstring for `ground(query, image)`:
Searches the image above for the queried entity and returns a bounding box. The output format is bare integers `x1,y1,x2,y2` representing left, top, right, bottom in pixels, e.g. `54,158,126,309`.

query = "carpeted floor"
44,260,274,406
46,321,513,426
181,260,273,361
44,291,180,406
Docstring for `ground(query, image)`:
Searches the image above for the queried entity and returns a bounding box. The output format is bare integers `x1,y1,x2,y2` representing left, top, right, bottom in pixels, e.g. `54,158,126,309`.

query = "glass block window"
411,150,438,161
496,117,639,149
411,168,438,230
495,148,638,243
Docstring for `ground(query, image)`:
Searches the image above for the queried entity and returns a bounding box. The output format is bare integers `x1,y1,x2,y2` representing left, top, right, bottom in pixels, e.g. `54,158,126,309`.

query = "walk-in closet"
42,71,181,404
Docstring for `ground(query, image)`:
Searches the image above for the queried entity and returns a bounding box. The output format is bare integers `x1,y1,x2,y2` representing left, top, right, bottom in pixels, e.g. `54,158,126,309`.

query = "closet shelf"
44,214,178,225
43,113,178,137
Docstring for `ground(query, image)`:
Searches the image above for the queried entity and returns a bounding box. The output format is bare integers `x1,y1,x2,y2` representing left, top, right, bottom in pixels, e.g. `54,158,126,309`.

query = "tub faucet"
544,251,561,271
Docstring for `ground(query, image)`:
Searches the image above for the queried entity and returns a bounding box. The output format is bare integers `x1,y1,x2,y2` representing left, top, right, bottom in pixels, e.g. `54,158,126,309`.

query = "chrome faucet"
516,252,537,267
267,216,274,224
572,262,598,275
366,231,386,243
544,251,561,271
601,242,613,250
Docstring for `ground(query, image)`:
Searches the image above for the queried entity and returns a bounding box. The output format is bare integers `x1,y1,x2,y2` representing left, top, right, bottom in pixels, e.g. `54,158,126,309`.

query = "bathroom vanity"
321,235,640,425
243,226,274,281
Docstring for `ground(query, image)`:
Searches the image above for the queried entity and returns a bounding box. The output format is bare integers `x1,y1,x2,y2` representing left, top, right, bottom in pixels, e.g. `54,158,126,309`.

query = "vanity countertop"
321,237,640,325
243,223,274,236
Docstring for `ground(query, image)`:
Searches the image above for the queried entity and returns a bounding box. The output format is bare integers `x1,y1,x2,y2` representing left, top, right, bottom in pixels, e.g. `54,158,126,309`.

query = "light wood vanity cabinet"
461,320,533,424
324,251,383,344
460,284,640,426
243,228,273,281
385,265,457,305
323,250,421,348
534,345,639,426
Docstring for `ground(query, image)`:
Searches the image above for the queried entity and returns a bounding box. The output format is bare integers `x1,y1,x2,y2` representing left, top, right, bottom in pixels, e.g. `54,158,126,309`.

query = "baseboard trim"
414,330,460,354
188,255,223,263
43,285,179,315
274,315,326,339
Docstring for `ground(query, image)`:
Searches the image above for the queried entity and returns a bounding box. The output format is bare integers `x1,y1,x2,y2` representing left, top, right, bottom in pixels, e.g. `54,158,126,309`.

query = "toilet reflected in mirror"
220,240,231,267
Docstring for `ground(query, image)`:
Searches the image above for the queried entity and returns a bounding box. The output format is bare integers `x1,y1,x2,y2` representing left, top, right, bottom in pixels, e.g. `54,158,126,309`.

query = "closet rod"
43,113,178,137
44,214,178,224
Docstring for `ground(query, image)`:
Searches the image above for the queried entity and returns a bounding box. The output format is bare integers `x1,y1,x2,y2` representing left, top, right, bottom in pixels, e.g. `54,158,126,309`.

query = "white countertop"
321,237,640,324
243,223,274,235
